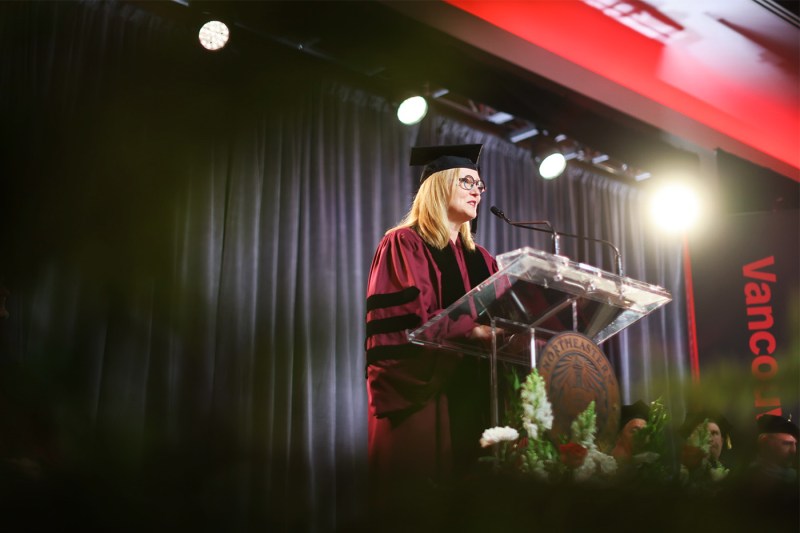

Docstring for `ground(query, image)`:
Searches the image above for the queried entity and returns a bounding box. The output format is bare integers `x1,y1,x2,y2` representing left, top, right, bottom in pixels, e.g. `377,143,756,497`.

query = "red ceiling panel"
444,0,799,180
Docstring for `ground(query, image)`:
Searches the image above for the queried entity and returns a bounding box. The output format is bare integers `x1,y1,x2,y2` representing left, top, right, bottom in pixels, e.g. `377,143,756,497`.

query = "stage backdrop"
0,1,688,530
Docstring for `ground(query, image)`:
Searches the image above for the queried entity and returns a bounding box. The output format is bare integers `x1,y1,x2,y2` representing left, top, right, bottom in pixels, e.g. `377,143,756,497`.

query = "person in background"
746,414,798,489
680,411,734,471
364,144,498,508
675,410,735,495
611,400,650,462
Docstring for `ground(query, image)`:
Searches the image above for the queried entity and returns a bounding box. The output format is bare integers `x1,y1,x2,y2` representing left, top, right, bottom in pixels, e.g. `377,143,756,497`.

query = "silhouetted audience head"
612,400,649,460
755,414,798,469
680,411,733,466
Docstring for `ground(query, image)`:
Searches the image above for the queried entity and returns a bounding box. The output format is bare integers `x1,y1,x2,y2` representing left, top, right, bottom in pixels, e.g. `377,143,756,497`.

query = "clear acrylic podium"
407,247,672,427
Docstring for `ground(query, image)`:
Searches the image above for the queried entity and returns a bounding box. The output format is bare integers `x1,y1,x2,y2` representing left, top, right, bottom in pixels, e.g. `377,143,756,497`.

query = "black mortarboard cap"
410,144,483,183
757,414,799,439
620,400,650,427
681,411,735,448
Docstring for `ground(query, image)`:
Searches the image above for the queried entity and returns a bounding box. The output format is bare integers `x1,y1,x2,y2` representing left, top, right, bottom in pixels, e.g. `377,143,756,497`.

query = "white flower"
537,408,554,431
573,459,595,482
572,449,618,482
594,450,618,476
520,370,553,439
480,426,519,448
569,402,597,448
632,452,660,465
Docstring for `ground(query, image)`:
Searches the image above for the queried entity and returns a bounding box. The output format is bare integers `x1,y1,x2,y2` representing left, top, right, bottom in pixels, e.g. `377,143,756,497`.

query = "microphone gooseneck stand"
490,205,624,277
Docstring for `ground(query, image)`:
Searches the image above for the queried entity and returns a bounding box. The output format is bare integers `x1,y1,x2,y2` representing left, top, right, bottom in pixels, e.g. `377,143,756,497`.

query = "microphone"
490,205,624,276
490,206,561,255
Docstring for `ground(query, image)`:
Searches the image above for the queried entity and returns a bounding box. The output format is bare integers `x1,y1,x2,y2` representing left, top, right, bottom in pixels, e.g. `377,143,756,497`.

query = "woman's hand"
467,324,496,345
468,326,528,354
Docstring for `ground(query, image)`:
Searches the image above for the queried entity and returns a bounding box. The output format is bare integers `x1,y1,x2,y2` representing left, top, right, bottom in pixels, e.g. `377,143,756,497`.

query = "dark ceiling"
133,0,796,196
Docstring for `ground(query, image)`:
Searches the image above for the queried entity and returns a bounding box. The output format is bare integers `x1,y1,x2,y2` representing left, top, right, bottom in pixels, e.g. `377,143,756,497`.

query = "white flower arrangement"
480,426,519,448
574,448,618,482
479,369,616,485
519,369,553,441
569,400,597,449
478,383,712,491
567,401,617,483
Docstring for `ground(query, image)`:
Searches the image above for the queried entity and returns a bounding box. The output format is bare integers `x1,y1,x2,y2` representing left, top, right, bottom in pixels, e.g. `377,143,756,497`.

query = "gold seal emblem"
537,331,621,451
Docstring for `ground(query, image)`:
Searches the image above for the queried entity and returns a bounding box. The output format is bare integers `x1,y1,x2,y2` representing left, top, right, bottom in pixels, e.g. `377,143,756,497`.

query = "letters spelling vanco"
742,255,782,417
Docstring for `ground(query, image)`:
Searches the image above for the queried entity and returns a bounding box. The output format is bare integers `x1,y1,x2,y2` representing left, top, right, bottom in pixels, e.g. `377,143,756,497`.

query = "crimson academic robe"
365,227,498,497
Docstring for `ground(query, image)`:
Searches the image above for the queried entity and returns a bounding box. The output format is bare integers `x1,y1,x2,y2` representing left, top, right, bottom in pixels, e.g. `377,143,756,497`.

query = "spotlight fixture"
487,111,514,125
509,126,540,144
649,181,702,233
397,95,428,125
198,20,230,51
533,140,570,180
537,152,567,180
387,84,653,183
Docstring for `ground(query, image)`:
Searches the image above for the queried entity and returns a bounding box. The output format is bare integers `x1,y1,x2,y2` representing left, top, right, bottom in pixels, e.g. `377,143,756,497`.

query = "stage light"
487,111,514,124
649,181,702,233
199,20,229,51
397,95,428,125
537,152,567,180
509,126,539,143
533,139,573,179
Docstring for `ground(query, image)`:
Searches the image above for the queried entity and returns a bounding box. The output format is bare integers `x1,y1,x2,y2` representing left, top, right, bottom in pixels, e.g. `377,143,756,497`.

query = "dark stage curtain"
0,2,688,530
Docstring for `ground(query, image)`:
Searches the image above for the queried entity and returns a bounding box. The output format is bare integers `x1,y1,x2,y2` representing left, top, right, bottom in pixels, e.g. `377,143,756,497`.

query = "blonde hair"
388,168,477,251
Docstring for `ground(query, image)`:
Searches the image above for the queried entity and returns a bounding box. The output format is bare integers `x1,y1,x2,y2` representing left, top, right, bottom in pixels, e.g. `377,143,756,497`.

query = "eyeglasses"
458,175,486,193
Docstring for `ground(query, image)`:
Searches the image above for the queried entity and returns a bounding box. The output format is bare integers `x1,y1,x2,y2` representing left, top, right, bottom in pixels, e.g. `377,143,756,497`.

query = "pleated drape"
0,2,688,530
